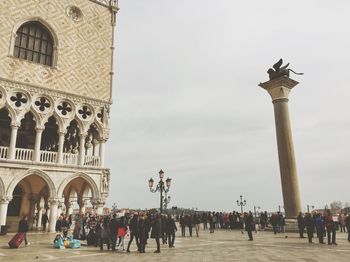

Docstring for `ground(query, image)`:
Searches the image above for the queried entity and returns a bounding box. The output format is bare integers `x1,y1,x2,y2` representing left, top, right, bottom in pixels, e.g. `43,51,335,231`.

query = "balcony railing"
15,148,34,161
0,146,8,159
40,151,57,163
84,155,100,167
63,153,79,165
0,146,101,168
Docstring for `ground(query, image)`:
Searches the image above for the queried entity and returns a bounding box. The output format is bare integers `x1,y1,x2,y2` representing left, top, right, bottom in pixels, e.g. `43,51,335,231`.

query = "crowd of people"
23,207,350,252
59,211,178,253
297,210,350,245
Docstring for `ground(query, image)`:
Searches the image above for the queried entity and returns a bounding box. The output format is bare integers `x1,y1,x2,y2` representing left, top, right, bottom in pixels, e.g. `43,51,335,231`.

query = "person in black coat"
41,212,49,231
127,213,140,252
138,213,148,253
151,213,162,253
304,213,315,243
165,215,177,248
244,212,254,241
345,213,350,242
18,216,30,245
109,214,118,251
297,212,305,238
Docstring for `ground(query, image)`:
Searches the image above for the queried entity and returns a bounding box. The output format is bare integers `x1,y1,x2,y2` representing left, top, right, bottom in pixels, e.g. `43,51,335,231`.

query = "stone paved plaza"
0,229,349,262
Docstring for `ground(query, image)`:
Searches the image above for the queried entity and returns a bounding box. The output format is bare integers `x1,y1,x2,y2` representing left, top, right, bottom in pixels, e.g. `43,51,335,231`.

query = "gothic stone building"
0,0,118,232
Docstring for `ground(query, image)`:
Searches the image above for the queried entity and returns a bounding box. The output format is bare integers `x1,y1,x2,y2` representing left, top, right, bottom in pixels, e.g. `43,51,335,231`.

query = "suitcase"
8,232,25,248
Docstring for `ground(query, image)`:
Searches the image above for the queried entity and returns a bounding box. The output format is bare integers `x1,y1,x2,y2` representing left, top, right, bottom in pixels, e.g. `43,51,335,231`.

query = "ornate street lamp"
236,195,246,213
148,169,172,214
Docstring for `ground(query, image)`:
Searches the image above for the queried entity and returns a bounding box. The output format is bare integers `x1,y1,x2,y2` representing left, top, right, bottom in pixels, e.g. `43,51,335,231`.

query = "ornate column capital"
259,76,299,102
91,198,105,207
0,196,13,204
48,198,60,206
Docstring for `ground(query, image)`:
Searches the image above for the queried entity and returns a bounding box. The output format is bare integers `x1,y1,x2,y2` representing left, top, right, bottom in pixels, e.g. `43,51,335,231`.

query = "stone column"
57,201,63,217
48,199,59,232
57,131,65,164
8,124,19,160
79,133,87,166
99,139,106,167
259,76,302,219
34,127,44,162
0,197,12,226
37,207,43,230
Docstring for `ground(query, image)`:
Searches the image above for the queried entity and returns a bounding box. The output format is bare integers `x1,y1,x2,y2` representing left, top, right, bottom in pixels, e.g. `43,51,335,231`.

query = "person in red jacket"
325,209,337,245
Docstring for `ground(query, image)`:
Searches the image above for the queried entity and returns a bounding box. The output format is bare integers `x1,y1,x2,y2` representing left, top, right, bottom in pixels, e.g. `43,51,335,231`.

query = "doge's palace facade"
0,0,118,232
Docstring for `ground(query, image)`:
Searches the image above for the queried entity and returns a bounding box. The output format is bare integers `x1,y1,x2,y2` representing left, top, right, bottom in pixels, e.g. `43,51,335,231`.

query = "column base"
284,218,299,233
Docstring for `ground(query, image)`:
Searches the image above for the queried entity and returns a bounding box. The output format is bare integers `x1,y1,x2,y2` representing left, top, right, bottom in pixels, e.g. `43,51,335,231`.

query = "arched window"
14,21,54,66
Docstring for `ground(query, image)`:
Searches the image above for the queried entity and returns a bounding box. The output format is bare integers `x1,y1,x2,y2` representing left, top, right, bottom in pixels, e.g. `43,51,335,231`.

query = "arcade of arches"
0,169,108,232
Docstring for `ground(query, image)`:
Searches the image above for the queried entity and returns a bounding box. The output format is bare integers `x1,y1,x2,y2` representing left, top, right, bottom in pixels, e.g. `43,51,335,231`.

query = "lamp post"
236,195,246,213
307,205,314,213
148,169,172,214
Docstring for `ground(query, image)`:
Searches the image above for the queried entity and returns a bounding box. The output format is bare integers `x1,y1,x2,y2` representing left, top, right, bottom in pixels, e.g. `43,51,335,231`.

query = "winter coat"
150,217,162,239
18,219,29,233
165,218,177,234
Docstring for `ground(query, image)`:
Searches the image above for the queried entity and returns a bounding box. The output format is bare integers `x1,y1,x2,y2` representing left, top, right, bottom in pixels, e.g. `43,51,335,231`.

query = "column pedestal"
259,76,302,220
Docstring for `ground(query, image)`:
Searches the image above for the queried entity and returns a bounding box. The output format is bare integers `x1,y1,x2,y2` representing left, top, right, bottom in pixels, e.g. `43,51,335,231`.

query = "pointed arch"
9,17,59,66
6,169,56,198
57,172,99,200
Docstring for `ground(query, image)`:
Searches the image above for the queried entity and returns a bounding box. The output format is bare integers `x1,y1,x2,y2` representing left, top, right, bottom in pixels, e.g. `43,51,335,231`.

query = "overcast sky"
105,0,350,212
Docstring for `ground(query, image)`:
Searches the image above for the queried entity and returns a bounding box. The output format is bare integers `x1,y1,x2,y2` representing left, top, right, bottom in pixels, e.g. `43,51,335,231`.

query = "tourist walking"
151,213,162,253
109,213,118,251
315,213,325,244
304,213,315,243
345,213,350,242
41,211,49,231
127,213,140,253
138,213,148,253
180,214,186,237
98,216,110,251
325,209,337,245
297,212,305,238
244,212,254,241
165,214,177,248
18,216,30,246
194,213,201,237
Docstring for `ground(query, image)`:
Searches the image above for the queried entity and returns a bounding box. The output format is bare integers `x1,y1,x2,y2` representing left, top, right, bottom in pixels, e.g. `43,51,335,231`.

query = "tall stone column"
57,131,65,164
0,197,12,226
37,207,43,230
8,124,19,160
259,76,302,219
79,133,87,166
48,199,59,232
99,139,106,167
34,127,44,162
